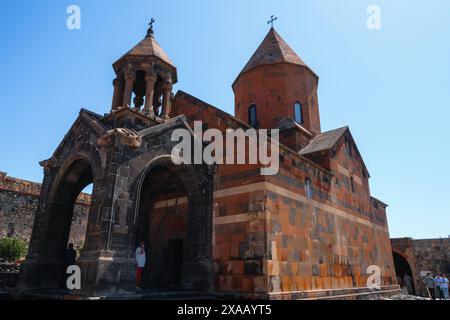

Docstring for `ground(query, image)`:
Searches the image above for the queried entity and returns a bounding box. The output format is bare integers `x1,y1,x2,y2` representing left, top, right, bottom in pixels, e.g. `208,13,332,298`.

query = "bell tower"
233,27,321,136
110,21,177,120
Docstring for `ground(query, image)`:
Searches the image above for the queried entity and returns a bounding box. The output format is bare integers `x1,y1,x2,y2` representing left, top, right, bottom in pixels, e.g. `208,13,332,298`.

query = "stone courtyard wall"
0,171,90,250
412,238,450,274
391,237,450,296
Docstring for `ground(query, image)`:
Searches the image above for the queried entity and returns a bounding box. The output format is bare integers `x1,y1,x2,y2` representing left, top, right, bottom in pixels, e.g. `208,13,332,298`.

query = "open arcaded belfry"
110,25,176,119
16,22,401,299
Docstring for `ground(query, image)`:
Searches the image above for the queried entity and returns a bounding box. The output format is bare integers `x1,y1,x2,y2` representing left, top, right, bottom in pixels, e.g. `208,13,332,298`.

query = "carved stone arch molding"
130,155,215,291
16,116,106,292
48,152,98,194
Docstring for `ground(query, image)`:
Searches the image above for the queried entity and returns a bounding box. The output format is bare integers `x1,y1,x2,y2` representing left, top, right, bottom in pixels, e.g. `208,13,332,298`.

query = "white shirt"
135,246,146,267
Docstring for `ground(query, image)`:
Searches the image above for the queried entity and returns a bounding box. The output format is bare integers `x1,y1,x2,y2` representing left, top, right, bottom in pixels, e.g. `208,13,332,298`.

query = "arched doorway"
136,164,190,290
133,156,215,292
393,251,415,295
43,157,94,289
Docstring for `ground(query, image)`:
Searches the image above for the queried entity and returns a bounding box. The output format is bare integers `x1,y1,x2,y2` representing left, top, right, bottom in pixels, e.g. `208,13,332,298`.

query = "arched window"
345,139,353,157
350,176,356,193
294,102,303,124
248,104,257,128
305,178,313,199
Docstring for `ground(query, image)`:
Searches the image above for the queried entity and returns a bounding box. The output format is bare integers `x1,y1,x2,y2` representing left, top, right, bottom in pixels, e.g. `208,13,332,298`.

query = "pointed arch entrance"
135,159,213,291
393,251,415,295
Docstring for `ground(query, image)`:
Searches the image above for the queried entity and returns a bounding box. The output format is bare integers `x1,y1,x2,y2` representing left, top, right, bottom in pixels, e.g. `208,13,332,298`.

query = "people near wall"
135,240,146,291
441,274,449,300
434,273,449,300
434,273,444,300
423,273,436,300
403,274,413,295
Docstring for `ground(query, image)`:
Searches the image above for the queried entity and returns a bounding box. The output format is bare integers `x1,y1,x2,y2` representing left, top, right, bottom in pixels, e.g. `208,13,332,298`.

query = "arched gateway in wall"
392,251,416,295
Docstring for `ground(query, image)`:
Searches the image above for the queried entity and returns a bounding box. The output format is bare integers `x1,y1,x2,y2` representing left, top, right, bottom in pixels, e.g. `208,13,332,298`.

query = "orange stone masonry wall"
171,91,397,298
233,64,321,135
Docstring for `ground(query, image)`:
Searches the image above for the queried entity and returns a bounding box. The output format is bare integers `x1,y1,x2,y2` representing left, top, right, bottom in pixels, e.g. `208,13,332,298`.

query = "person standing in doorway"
65,243,77,267
135,241,146,291
423,273,436,300
403,273,413,295
396,275,403,289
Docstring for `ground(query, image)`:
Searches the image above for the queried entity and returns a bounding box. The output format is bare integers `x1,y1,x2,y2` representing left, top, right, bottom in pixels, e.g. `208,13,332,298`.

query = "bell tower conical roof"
112,25,177,83
233,27,321,135
117,33,175,67
238,28,309,76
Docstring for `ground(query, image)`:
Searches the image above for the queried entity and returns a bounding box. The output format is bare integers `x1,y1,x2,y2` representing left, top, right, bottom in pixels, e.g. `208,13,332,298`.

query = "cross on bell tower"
146,18,156,37
267,15,277,28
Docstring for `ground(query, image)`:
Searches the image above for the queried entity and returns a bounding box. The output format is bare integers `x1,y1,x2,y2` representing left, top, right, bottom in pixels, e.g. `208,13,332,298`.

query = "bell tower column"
143,74,156,116
161,79,173,120
111,77,124,112
122,71,136,108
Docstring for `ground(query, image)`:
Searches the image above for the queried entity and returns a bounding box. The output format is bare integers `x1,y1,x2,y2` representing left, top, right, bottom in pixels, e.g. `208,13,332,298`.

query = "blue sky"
0,0,449,239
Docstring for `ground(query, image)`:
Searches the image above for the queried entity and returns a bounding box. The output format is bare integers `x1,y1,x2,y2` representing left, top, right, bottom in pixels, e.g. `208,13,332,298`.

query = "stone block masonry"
0,172,91,250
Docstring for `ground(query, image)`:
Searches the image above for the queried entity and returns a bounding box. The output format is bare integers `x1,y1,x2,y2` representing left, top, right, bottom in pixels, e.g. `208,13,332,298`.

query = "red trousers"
136,267,144,286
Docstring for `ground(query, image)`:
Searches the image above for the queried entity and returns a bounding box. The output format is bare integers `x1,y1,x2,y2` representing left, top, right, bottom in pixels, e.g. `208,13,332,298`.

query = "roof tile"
299,127,348,155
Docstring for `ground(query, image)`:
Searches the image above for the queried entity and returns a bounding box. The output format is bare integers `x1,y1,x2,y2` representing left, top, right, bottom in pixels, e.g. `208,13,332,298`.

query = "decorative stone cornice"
97,128,142,149
39,157,59,174
39,157,59,169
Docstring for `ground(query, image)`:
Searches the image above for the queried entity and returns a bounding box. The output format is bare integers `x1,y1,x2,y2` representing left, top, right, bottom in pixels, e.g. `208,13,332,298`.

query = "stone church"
16,24,400,299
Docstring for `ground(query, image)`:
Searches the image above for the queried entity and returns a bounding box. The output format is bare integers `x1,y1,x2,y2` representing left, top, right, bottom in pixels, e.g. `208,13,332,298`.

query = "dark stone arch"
18,152,97,291
48,151,98,195
77,143,104,177
393,251,415,295
133,157,214,291
48,148,104,254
